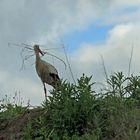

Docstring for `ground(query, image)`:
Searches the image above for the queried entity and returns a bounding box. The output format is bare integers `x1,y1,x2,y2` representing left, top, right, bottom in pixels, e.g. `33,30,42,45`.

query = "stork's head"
33,44,44,56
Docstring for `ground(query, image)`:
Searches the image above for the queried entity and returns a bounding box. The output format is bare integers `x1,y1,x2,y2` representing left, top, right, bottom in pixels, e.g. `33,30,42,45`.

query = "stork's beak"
39,48,44,56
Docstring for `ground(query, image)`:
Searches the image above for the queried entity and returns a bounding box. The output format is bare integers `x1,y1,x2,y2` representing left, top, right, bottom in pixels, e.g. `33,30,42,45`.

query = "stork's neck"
35,52,41,62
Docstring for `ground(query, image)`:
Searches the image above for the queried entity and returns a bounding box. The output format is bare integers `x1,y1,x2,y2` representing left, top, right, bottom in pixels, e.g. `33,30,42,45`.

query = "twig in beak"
39,48,44,56
42,51,67,70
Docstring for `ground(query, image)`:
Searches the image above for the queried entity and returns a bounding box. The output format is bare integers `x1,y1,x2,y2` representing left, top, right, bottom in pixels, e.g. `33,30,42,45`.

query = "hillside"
0,72,140,140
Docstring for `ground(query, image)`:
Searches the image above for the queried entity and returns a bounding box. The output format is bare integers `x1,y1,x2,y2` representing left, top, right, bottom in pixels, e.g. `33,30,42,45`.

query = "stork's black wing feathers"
49,73,60,81
49,73,60,89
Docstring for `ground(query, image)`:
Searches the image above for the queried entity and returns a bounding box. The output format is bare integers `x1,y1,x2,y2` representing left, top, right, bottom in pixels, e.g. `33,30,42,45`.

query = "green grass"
0,72,140,140
0,94,25,131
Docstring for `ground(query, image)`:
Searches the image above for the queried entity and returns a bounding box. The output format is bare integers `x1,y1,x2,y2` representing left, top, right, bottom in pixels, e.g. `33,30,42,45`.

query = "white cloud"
1,0,140,105
0,70,45,105
107,23,134,46
109,23,133,38
112,0,140,6
70,22,140,83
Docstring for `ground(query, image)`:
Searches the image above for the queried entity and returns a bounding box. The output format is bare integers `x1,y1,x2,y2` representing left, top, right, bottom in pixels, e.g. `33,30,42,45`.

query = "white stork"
33,44,60,99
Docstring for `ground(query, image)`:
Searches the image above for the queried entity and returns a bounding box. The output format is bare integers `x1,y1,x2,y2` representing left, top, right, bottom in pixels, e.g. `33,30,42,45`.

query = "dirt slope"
0,108,43,140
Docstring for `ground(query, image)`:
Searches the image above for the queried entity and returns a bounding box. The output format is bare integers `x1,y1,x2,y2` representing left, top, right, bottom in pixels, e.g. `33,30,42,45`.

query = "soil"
0,108,44,140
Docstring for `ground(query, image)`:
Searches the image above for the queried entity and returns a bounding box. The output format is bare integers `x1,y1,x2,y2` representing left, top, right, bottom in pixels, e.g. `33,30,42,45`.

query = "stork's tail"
50,73,60,90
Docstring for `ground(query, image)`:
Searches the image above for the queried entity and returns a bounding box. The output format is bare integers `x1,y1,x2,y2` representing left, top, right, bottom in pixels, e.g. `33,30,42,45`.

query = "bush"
32,72,139,139
0,72,140,140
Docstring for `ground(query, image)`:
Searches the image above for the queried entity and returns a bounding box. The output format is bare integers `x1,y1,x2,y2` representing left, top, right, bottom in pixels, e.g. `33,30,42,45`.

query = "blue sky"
63,4,139,53
115,5,139,16
0,0,140,105
63,24,113,52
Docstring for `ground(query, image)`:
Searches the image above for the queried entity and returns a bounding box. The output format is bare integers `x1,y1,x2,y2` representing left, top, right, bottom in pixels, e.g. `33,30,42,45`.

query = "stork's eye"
34,44,39,48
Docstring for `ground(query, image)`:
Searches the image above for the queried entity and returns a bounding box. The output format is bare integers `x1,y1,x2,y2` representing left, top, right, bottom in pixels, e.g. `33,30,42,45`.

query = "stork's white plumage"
33,44,60,99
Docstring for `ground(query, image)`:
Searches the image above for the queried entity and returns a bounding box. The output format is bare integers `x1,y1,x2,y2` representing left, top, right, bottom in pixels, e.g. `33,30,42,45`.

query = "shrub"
1,72,139,140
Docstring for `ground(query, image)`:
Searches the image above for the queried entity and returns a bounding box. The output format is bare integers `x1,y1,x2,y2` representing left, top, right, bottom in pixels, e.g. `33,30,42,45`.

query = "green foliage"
127,74,140,100
20,120,33,140
106,72,128,97
0,94,24,130
29,72,139,140
41,75,96,139
0,72,140,139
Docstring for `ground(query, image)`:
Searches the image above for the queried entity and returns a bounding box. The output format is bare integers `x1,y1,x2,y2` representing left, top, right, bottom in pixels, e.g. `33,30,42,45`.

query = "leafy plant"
0,72,140,140
0,94,24,130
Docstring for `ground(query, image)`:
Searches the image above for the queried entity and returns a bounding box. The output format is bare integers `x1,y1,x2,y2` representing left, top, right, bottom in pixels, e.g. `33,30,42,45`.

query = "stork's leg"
43,82,47,100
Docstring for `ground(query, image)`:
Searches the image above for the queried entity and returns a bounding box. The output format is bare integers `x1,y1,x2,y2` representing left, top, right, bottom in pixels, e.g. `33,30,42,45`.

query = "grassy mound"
0,72,140,140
